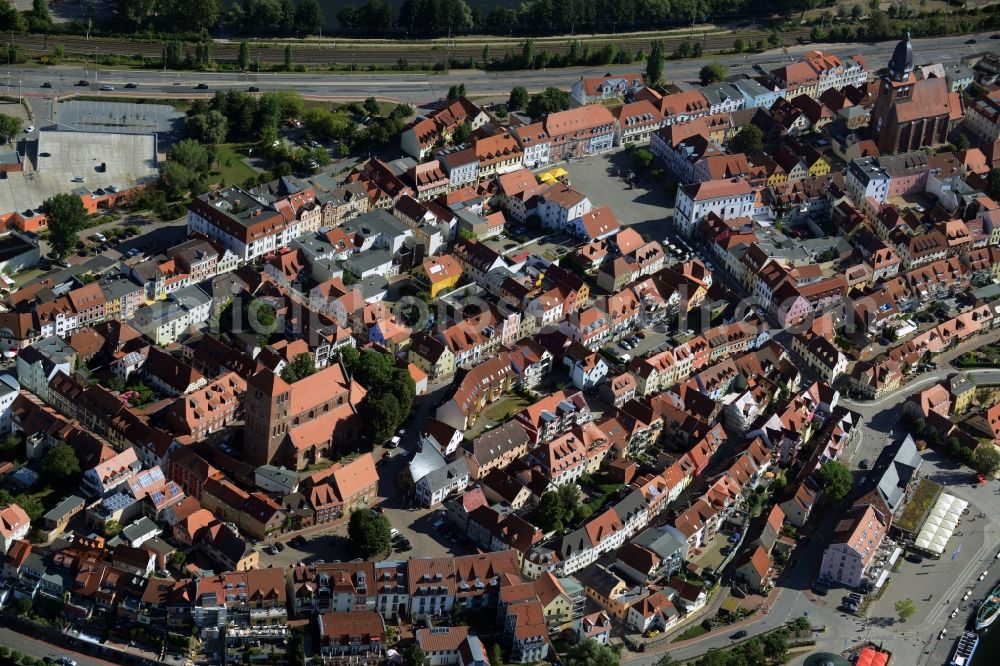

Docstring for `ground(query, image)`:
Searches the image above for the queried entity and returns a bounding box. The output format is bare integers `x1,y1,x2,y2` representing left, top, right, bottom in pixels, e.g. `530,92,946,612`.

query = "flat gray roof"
0,130,158,216
56,100,184,138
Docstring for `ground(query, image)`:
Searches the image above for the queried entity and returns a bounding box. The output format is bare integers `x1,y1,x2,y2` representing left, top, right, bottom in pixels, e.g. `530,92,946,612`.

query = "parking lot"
554,149,676,241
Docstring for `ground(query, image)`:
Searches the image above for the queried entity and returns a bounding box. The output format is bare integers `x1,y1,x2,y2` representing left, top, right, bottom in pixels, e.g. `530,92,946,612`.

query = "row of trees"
506,85,572,119
111,0,325,36
337,0,813,35
906,412,1000,476
338,347,416,444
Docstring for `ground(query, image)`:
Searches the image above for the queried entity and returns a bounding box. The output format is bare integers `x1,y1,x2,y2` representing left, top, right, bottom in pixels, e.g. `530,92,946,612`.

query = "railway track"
11,27,815,67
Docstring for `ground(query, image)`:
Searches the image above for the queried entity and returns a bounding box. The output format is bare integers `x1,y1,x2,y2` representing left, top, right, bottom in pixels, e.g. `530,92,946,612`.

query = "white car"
390,528,399,538
23,125,34,133
99,85,114,91
93,233,106,242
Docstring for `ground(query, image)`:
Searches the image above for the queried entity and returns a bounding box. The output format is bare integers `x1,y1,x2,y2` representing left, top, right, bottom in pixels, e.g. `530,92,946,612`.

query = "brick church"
870,32,964,154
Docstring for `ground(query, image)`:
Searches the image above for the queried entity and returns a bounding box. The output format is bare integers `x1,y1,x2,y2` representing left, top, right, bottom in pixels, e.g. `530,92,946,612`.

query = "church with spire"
870,32,963,154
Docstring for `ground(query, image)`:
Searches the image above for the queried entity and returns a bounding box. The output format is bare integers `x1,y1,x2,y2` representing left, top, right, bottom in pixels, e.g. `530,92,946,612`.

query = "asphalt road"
5,32,997,105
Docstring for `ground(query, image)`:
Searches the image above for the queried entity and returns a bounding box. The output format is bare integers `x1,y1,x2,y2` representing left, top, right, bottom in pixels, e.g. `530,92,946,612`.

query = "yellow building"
535,572,578,629
408,332,456,379
414,254,463,299
950,374,976,415
807,156,831,177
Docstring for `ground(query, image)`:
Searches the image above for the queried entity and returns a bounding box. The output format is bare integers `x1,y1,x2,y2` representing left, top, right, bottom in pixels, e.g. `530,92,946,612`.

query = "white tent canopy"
914,493,968,555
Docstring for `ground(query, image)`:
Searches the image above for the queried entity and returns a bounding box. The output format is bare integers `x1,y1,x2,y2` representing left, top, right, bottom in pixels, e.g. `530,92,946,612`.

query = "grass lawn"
483,395,531,422
672,623,709,642
212,143,259,187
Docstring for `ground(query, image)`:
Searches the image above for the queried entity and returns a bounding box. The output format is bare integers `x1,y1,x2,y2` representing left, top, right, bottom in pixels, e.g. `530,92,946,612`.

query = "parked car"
728,532,741,543
289,536,306,548
906,553,923,564
23,125,34,133
858,459,870,469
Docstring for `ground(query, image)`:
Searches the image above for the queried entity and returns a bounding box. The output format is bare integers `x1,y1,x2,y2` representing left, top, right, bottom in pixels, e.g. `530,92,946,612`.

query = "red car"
977,473,988,485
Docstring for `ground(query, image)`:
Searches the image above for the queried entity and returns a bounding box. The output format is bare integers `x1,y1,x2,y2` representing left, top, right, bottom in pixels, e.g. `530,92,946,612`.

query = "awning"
914,492,968,555
537,172,556,183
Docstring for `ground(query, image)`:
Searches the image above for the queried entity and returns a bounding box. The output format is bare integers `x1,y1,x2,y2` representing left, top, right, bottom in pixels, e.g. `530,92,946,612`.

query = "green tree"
452,122,471,145
633,148,654,171
761,629,788,662
0,434,22,461
565,639,619,666
734,38,747,53
852,3,864,19
536,490,566,532
646,40,665,86
284,45,293,71
104,520,123,538
526,87,571,118
294,0,325,32
172,550,187,567
238,41,251,71
41,193,88,259
31,0,51,26
522,38,535,69
40,443,80,480
337,346,361,373
508,86,529,111
404,644,425,666
657,655,676,666
730,124,764,154
367,394,401,443
973,446,1000,476
185,110,228,145
986,168,1000,200
482,44,490,66
817,460,853,504
14,493,42,520
251,302,277,338
447,84,467,101
363,96,381,116
0,112,22,143
489,644,503,666
281,352,317,383
895,597,916,621
348,508,391,559
954,134,971,151
699,62,727,86
169,138,214,174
